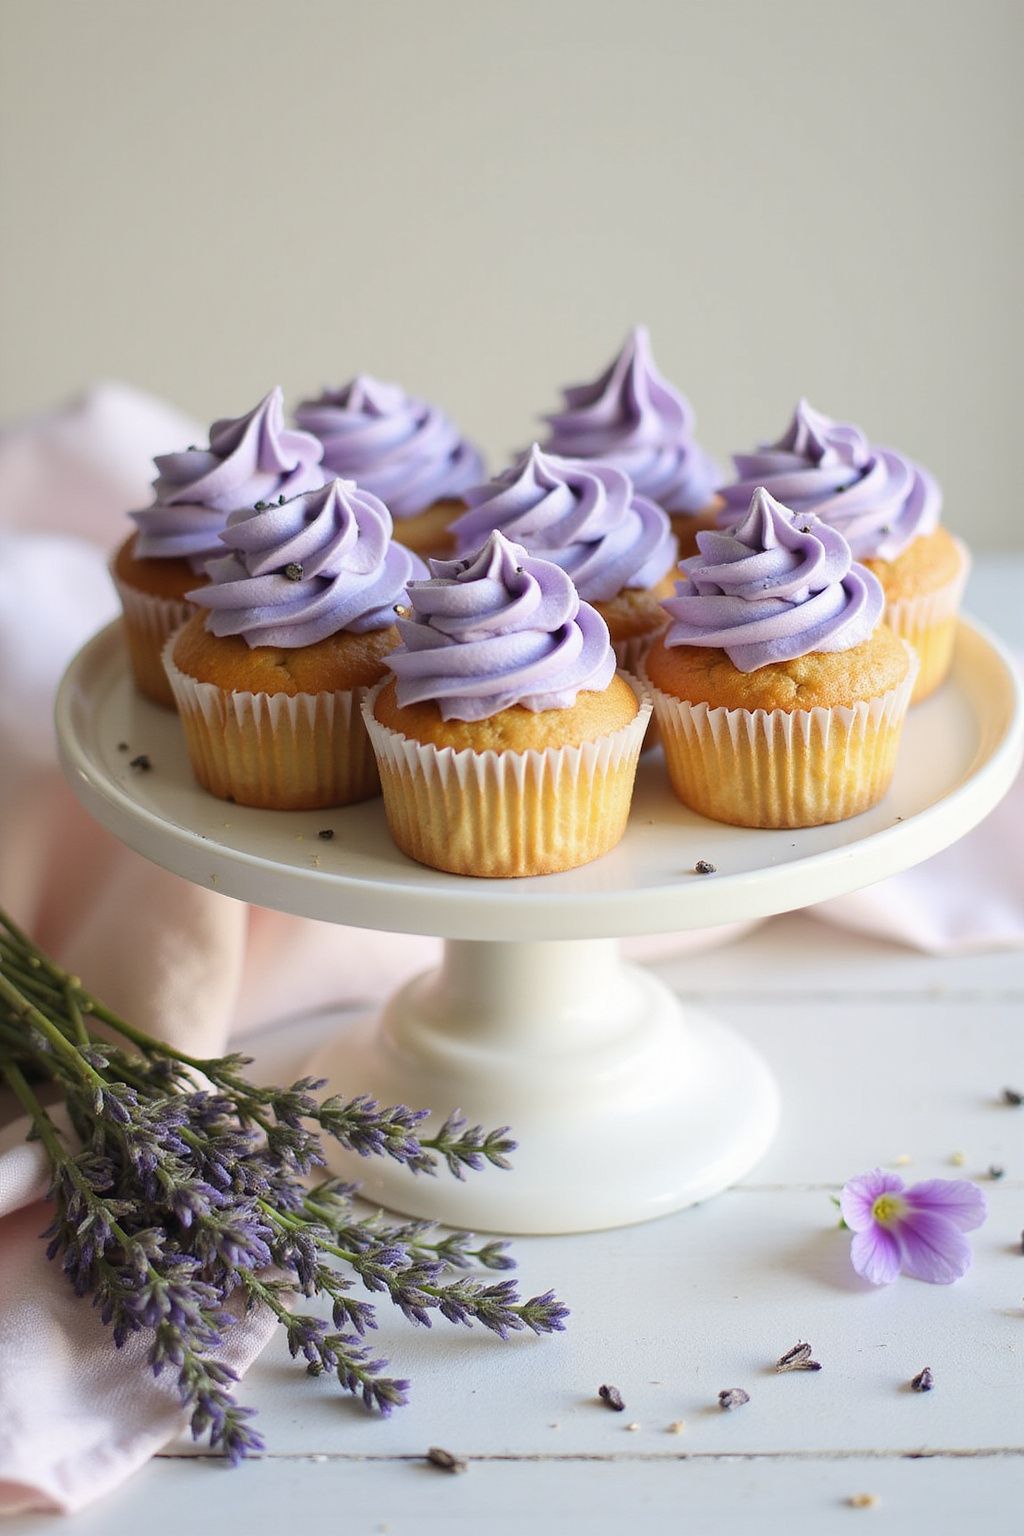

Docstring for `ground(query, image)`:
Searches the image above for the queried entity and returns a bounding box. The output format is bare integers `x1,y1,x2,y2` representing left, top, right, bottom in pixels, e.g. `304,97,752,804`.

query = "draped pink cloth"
0,384,1020,1513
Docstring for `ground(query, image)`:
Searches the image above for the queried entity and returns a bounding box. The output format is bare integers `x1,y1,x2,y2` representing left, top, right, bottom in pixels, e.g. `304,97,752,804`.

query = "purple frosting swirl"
664,486,885,672
189,479,415,648
387,530,616,721
721,399,941,561
540,325,720,514
451,444,677,603
131,387,325,570
295,374,485,519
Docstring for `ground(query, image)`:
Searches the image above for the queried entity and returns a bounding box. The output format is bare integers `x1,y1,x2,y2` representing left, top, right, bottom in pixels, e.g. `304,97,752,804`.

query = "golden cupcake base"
163,632,383,811
363,676,652,877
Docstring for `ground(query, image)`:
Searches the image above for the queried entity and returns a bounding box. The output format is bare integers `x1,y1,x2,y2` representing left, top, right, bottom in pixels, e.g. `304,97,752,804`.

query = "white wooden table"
7,559,1023,1534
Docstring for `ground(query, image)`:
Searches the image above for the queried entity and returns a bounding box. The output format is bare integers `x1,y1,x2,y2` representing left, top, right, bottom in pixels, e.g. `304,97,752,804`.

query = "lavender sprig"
0,908,567,1459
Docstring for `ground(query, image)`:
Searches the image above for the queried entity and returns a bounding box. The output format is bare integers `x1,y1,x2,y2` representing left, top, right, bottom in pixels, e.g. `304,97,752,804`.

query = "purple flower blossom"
840,1169,987,1285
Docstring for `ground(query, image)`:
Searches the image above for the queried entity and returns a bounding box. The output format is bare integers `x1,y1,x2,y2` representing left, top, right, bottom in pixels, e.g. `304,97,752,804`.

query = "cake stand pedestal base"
310,937,779,1234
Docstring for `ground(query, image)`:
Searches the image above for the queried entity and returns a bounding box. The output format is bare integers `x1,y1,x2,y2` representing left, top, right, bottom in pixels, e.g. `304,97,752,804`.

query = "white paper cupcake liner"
611,626,666,676
640,642,918,829
362,674,653,877
112,569,195,708
882,536,970,703
163,631,379,810
612,626,667,752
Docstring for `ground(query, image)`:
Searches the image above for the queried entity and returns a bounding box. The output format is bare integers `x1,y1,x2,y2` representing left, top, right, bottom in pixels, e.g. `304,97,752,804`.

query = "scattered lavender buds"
426,1447,467,1474
128,754,151,772
989,1165,1005,1180
283,563,304,582
317,829,334,841
0,907,567,1464
1002,1087,1023,1107
910,1367,934,1392
718,1388,750,1410
598,1383,625,1411
693,860,716,876
775,1342,822,1373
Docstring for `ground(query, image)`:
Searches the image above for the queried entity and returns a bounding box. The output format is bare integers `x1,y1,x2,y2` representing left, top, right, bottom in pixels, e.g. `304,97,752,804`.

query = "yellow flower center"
871,1193,906,1226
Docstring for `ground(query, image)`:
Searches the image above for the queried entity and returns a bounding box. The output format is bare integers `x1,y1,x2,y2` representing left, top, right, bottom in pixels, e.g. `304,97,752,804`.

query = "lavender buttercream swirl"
295,374,485,518
387,529,616,720
189,479,415,648
664,486,884,672
540,325,720,514
131,387,325,569
721,399,940,561
451,444,677,603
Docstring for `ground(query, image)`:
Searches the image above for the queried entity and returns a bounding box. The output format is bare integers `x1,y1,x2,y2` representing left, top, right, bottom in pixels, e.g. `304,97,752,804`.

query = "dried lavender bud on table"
910,1367,934,1392
718,1387,750,1410
598,1383,625,1411
426,1447,468,1474
775,1341,822,1373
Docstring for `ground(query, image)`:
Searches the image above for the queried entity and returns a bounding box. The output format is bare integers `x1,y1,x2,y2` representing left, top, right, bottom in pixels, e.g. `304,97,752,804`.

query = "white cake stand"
56,619,1022,1234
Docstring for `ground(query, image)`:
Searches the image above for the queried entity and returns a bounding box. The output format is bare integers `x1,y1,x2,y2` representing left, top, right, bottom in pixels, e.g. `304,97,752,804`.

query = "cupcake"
721,399,968,703
164,479,414,810
295,374,484,560
363,530,652,877
642,487,917,829
450,444,678,673
540,325,721,558
114,387,325,706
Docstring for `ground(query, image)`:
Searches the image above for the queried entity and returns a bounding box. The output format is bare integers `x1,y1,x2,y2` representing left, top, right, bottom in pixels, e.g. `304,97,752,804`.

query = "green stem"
0,1054,72,1167
65,984,90,1049
241,1272,291,1323
0,970,106,1088
302,1195,500,1269
0,909,199,1066
0,1053,180,1269
0,948,68,1012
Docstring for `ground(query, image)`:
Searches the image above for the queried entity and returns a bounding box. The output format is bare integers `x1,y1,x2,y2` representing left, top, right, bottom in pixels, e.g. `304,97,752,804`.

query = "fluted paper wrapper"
884,536,969,704
612,626,666,752
163,633,379,811
112,569,194,708
640,644,918,829
611,625,666,675
362,675,653,877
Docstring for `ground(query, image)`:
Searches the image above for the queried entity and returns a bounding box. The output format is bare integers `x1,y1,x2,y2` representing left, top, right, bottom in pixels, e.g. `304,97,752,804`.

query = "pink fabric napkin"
0,384,1021,1515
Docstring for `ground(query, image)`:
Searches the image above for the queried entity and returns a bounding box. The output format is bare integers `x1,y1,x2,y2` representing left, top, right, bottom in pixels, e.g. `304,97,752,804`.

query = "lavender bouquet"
0,908,566,1461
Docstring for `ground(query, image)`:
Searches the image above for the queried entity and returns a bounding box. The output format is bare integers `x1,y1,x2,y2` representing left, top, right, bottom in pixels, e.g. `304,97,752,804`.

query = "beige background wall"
1,0,1020,545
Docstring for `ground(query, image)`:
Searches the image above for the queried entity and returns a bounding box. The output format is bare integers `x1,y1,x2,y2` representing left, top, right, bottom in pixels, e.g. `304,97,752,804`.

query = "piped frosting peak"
295,374,484,518
664,486,885,672
132,388,325,568
190,478,414,647
386,529,616,720
541,326,719,514
452,444,676,602
721,399,940,561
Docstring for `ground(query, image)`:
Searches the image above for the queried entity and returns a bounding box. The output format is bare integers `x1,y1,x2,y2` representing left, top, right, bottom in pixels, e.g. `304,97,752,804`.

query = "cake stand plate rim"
54,617,1023,941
